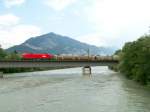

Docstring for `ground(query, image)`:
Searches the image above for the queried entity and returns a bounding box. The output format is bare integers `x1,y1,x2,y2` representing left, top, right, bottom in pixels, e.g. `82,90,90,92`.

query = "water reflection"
82,73,92,79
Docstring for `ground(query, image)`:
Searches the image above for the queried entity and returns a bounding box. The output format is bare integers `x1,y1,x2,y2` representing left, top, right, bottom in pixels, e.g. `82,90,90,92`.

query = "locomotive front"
22,53,54,60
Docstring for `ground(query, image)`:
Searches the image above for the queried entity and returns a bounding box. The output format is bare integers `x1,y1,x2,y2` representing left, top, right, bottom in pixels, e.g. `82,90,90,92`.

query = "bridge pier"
0,72,3,78
82,66,91,75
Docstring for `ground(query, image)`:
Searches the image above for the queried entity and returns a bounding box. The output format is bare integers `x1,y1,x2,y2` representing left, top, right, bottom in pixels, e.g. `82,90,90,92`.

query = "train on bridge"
22,53,119,61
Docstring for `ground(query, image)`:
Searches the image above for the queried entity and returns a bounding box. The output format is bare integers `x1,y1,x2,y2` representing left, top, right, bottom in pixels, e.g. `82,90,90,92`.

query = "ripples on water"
0,66,149,112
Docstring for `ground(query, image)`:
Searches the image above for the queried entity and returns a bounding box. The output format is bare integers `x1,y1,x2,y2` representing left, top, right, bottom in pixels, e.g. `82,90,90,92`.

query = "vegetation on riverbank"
111,35,150,85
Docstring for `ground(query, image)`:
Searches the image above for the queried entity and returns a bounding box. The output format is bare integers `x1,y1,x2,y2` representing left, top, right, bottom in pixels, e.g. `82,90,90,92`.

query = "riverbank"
108,65,150,88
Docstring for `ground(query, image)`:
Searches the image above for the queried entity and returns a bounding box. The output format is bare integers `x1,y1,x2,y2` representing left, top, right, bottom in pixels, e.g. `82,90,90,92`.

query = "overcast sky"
0,0,150,49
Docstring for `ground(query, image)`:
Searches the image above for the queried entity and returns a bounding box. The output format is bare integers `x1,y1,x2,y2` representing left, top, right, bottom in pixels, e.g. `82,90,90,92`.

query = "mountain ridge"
6,32,115,55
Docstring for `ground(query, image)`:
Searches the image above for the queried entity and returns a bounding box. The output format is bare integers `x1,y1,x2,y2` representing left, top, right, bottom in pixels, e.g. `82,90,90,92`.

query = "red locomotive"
22,53,54,60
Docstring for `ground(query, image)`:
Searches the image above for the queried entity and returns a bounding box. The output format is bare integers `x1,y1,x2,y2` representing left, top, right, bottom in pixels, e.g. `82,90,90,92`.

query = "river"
0,66,149,112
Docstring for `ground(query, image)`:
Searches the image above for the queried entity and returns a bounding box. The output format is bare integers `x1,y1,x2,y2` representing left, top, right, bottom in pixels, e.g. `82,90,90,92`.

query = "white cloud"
76,33,118,47
83,0,150,47
76,33,107,46
4,0,25,8
45,0,77,11
0,14,20,27
0,14,41,48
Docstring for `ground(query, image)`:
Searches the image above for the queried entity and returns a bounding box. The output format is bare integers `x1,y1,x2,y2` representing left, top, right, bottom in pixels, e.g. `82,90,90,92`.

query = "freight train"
21,53,119,61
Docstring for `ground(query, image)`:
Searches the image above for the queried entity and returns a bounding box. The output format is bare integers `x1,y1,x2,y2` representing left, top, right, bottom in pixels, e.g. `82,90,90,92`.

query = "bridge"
0,57,119,77
0,60,118,68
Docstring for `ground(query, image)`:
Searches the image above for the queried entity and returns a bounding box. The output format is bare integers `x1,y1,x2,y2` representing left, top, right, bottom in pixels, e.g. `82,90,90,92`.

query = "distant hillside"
6,32,115,55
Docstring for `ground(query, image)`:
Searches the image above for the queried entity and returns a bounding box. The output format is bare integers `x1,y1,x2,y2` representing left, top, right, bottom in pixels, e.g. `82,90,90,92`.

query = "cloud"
76,33,107,46
4,0,25,8
0,14,20,27
45,0,77,11
76,33,118,47
83,0,150,47
0,14,41,48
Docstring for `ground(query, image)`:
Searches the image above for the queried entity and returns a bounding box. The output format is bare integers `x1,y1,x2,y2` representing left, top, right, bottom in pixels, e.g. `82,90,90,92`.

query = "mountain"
6,32,115,55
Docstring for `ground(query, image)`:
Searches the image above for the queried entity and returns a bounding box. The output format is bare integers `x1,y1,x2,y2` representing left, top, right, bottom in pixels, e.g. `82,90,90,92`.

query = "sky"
0,0,150,49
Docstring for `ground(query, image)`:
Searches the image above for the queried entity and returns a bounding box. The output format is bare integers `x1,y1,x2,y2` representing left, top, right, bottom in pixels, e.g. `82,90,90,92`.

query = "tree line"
113,35,150,85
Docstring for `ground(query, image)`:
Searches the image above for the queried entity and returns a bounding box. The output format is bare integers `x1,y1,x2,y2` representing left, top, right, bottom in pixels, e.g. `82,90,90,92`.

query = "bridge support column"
82,66,91,75
0,72,3,78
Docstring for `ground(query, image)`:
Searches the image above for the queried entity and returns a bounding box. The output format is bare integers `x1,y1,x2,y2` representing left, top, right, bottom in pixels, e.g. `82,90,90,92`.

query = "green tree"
0,47,7,59
119,35,150,85
5,51,21,60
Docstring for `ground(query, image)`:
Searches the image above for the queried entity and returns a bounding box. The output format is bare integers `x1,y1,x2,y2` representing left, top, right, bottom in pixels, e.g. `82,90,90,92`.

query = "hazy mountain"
6,32,115,55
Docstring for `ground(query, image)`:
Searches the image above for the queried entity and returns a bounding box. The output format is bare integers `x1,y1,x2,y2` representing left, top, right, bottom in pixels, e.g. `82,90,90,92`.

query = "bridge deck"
0,60,118,68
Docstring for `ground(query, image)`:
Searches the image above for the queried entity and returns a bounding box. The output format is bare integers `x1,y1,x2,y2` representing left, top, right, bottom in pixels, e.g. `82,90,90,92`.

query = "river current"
0,66,149,112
